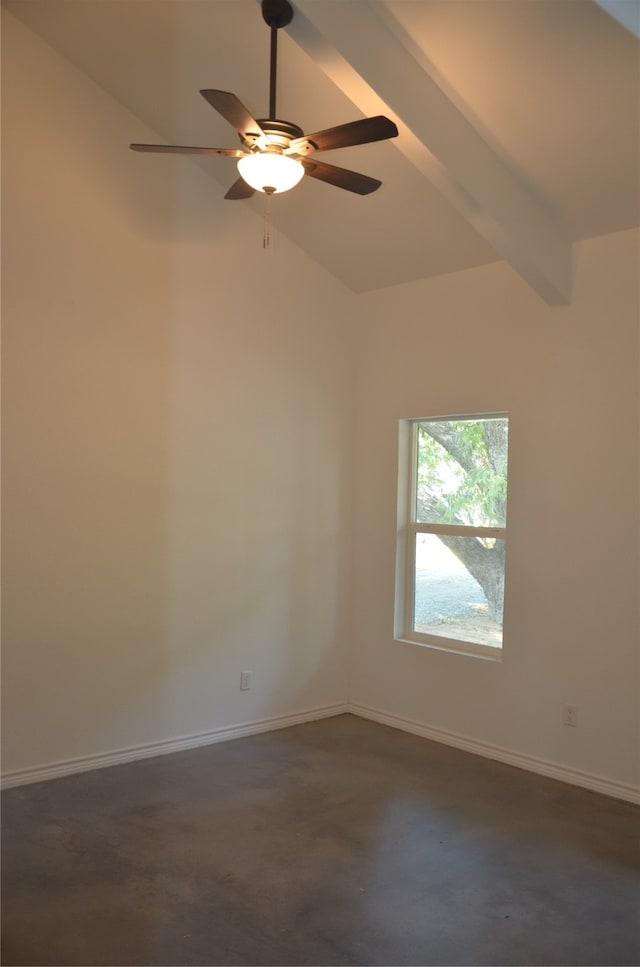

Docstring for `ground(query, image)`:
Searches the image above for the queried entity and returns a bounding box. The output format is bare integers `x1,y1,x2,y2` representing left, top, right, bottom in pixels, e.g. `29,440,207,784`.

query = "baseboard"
4,700,638,805
349,702,640,806
0,702,350,790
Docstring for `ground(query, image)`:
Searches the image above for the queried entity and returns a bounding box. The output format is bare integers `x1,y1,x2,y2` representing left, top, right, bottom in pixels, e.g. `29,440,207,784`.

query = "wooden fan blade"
289,116,398,153
301,159,381,195
130,143,245,157
225,177,256,200
200,90,268,147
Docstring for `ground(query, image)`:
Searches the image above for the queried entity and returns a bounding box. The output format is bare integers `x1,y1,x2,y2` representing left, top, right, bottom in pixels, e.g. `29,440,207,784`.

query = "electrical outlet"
563,704,577,727
240,671,252,691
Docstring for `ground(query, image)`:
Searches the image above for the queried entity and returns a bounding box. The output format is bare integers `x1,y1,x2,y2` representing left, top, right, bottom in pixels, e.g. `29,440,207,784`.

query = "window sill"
395,634,503,662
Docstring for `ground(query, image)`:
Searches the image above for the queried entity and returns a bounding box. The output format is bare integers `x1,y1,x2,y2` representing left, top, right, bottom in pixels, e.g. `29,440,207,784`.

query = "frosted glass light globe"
237,153,304,194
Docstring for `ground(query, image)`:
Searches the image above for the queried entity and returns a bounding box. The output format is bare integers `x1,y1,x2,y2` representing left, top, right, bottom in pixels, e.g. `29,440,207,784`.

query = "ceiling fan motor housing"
256,120,305,150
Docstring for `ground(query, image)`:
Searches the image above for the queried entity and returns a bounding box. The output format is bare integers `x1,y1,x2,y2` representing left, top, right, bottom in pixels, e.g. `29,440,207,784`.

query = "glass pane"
415,417,508,527
413,534,504,648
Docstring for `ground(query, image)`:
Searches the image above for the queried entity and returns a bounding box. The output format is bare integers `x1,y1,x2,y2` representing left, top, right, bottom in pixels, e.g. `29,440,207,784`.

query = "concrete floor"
2,714,639,966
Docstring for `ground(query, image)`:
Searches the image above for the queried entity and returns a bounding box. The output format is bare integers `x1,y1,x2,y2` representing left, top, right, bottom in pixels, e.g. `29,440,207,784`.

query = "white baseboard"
349,702,640,806
3,700,638,805
0,702,350,790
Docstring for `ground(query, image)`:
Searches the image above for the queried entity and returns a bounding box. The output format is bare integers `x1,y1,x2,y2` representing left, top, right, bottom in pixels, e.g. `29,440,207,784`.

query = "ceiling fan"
130,0,399,199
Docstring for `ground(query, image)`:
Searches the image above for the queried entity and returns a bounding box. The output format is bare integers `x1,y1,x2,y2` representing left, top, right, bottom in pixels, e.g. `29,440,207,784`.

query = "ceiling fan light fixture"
130,0,399,201
237,152,304,194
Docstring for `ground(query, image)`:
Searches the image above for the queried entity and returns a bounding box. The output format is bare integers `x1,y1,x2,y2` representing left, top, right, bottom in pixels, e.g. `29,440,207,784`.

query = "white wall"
1,12,353,775
350,231,639,789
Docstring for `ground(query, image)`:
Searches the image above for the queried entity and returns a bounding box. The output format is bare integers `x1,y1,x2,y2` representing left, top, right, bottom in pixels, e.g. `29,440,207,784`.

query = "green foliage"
417,418,508,529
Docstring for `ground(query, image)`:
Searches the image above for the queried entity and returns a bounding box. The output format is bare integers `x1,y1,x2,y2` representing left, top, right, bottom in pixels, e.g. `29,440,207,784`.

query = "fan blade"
130,143,244,157
301,159,381,195
200,90,268,147
225,177,256,200
289,116,398,154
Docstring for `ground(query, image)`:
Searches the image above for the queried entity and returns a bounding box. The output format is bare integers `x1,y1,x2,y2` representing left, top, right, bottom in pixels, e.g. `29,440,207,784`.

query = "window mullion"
415,523,506,539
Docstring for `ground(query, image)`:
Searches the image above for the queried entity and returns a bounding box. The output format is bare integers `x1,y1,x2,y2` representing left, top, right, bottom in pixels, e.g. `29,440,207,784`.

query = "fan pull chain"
263,192,270,248
263,191,274,249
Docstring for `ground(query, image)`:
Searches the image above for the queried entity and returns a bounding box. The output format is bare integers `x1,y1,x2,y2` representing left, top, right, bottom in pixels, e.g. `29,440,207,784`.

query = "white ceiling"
4,0,639,300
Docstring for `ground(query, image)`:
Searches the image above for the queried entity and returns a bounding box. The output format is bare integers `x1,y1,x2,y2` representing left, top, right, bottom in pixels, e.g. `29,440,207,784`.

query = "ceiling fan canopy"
130,0,399,198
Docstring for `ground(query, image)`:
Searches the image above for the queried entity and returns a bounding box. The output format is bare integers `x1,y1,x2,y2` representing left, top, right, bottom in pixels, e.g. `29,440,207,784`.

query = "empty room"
1,1,639,965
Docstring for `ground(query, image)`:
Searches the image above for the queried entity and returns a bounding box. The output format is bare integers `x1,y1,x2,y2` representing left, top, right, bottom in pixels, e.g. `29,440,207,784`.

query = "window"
395,414,509,659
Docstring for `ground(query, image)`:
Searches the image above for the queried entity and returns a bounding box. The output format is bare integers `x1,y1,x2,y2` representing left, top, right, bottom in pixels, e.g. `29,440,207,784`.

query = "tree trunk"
437,535,505,622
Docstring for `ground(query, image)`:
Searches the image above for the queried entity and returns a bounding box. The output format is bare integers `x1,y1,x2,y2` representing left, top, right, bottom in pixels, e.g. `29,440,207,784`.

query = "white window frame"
394,413,508,662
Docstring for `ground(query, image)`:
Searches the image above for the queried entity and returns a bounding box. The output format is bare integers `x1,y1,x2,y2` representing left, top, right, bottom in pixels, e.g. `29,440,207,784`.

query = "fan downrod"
261,0,293,29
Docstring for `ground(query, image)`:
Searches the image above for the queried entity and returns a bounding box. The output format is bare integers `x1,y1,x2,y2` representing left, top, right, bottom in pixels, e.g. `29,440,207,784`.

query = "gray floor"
2,714,639,967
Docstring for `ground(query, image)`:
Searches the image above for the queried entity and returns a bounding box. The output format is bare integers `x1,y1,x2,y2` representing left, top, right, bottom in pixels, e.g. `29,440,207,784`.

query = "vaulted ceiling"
4,0,639,302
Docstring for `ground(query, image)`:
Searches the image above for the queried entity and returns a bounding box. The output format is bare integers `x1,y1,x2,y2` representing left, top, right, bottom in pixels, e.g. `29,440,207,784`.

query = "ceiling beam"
593,0,640,37
289,0,573,305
